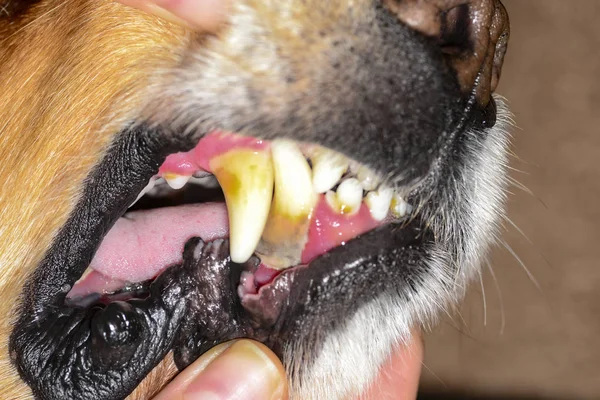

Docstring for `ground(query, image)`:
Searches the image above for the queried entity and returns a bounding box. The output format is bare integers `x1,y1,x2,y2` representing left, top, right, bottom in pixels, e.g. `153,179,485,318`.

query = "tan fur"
0,1,377,398
0,1,188,397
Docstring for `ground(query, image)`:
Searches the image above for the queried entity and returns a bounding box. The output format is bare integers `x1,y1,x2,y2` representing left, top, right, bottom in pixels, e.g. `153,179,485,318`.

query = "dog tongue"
89,203,230,283
70,196,379,299
68,131,385,299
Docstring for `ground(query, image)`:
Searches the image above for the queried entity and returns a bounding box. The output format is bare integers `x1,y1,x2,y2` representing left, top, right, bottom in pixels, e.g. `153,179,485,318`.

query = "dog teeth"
326,178,363,215
141,141,411,266
355,165,381,191
210,149,274,263
130,177,157,207
365,186,393,221
311,149,348,193
164,173,191,190
390,194,411,218
257,140,317,269
269,140,317,218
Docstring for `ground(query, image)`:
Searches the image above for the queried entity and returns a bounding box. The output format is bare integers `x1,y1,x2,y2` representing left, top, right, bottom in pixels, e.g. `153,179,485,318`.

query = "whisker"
506,165,530,175
420,361,447,388
507,177,548,209
500,239,542,293
504,215,555,271
485,260,505,335
478,268,487,327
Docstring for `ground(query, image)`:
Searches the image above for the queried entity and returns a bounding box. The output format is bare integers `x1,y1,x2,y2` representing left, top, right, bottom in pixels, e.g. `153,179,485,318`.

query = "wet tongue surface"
90,203,229,282
70,132,382,298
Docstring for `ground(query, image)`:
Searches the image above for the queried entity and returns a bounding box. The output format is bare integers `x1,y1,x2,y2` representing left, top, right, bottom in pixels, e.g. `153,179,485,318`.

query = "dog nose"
384,0,509,106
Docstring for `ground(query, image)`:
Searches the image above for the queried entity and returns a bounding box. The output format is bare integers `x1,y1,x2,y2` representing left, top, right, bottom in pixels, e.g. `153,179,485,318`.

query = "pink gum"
158,131,270,176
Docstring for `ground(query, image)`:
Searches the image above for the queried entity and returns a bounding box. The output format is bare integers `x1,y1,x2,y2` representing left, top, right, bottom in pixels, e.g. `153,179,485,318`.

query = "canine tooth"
164,173,191,190
365,187,393,221
311,149,348,193
210,149,274,263
257,140,317,269
355,166,381,191
390,194,412,218
326,178,363,215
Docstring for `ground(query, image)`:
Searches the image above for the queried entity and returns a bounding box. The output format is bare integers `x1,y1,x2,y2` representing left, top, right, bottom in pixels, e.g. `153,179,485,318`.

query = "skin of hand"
115,2,425,399
117,0,229,32
153,336,422,400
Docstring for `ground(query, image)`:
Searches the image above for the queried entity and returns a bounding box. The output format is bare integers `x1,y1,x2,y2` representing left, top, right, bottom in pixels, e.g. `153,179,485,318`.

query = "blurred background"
419,1,600,399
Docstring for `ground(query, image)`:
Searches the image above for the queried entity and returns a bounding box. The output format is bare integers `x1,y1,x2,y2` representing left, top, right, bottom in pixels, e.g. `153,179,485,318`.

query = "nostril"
439,4,472,56
91,301,141,367
384,0,509,105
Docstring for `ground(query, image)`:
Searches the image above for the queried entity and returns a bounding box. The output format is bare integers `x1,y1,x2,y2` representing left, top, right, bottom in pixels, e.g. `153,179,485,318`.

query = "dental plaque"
68,131,412,300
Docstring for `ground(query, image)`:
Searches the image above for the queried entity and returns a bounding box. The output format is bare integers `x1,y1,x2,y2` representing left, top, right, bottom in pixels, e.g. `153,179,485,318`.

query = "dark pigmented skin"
11,236,243,399
11,167,427,400
9,1,508,399
9,124,432,400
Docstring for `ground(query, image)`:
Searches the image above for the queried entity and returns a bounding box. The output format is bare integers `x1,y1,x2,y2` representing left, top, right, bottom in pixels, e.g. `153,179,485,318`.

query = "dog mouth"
6,1,512,397
66,130,415,308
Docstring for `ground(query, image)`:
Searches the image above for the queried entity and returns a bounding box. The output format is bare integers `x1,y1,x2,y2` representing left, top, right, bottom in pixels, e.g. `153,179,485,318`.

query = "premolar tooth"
326,178,363,215
210,149,274,263
390,194,412,218
164,173,191,190
311,149,348,193
257,140,317,269
365,187,393,221
355,166,381,191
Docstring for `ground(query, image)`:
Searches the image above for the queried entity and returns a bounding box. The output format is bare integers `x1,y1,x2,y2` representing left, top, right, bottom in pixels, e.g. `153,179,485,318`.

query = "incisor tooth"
326,178,363,215
257,140,317,269
365,187,393,221
210,149,274,263
164,173,191,190
311,149,348,193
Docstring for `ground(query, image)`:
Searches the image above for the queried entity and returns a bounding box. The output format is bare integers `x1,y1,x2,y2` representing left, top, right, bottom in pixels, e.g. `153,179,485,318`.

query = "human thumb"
154,339,288,400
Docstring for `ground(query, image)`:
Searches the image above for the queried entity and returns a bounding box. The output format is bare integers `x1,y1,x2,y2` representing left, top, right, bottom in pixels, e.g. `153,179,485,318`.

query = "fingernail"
184,340,286,400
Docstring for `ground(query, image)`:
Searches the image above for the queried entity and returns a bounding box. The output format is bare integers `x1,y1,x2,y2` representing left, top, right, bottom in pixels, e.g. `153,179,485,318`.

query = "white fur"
287,98,512,399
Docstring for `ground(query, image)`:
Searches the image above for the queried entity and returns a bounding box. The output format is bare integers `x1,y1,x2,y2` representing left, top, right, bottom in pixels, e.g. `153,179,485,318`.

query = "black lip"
9,91,497,399
9,123,431,400
9,90,496,399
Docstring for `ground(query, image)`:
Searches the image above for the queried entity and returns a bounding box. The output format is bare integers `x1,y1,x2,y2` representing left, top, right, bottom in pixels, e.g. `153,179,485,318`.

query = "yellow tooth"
390,194,412,218
325,178,363,216
210,149,274,263
257,140,317,269
164,173,191,190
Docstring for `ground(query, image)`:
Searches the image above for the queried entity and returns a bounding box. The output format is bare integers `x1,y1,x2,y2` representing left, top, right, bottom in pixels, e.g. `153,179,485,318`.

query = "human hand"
117,0,229,32
153,334,422,399
153,339,288,400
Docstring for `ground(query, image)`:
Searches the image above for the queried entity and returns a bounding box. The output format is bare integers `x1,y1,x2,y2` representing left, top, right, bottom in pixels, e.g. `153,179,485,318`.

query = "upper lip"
68,130,417,301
